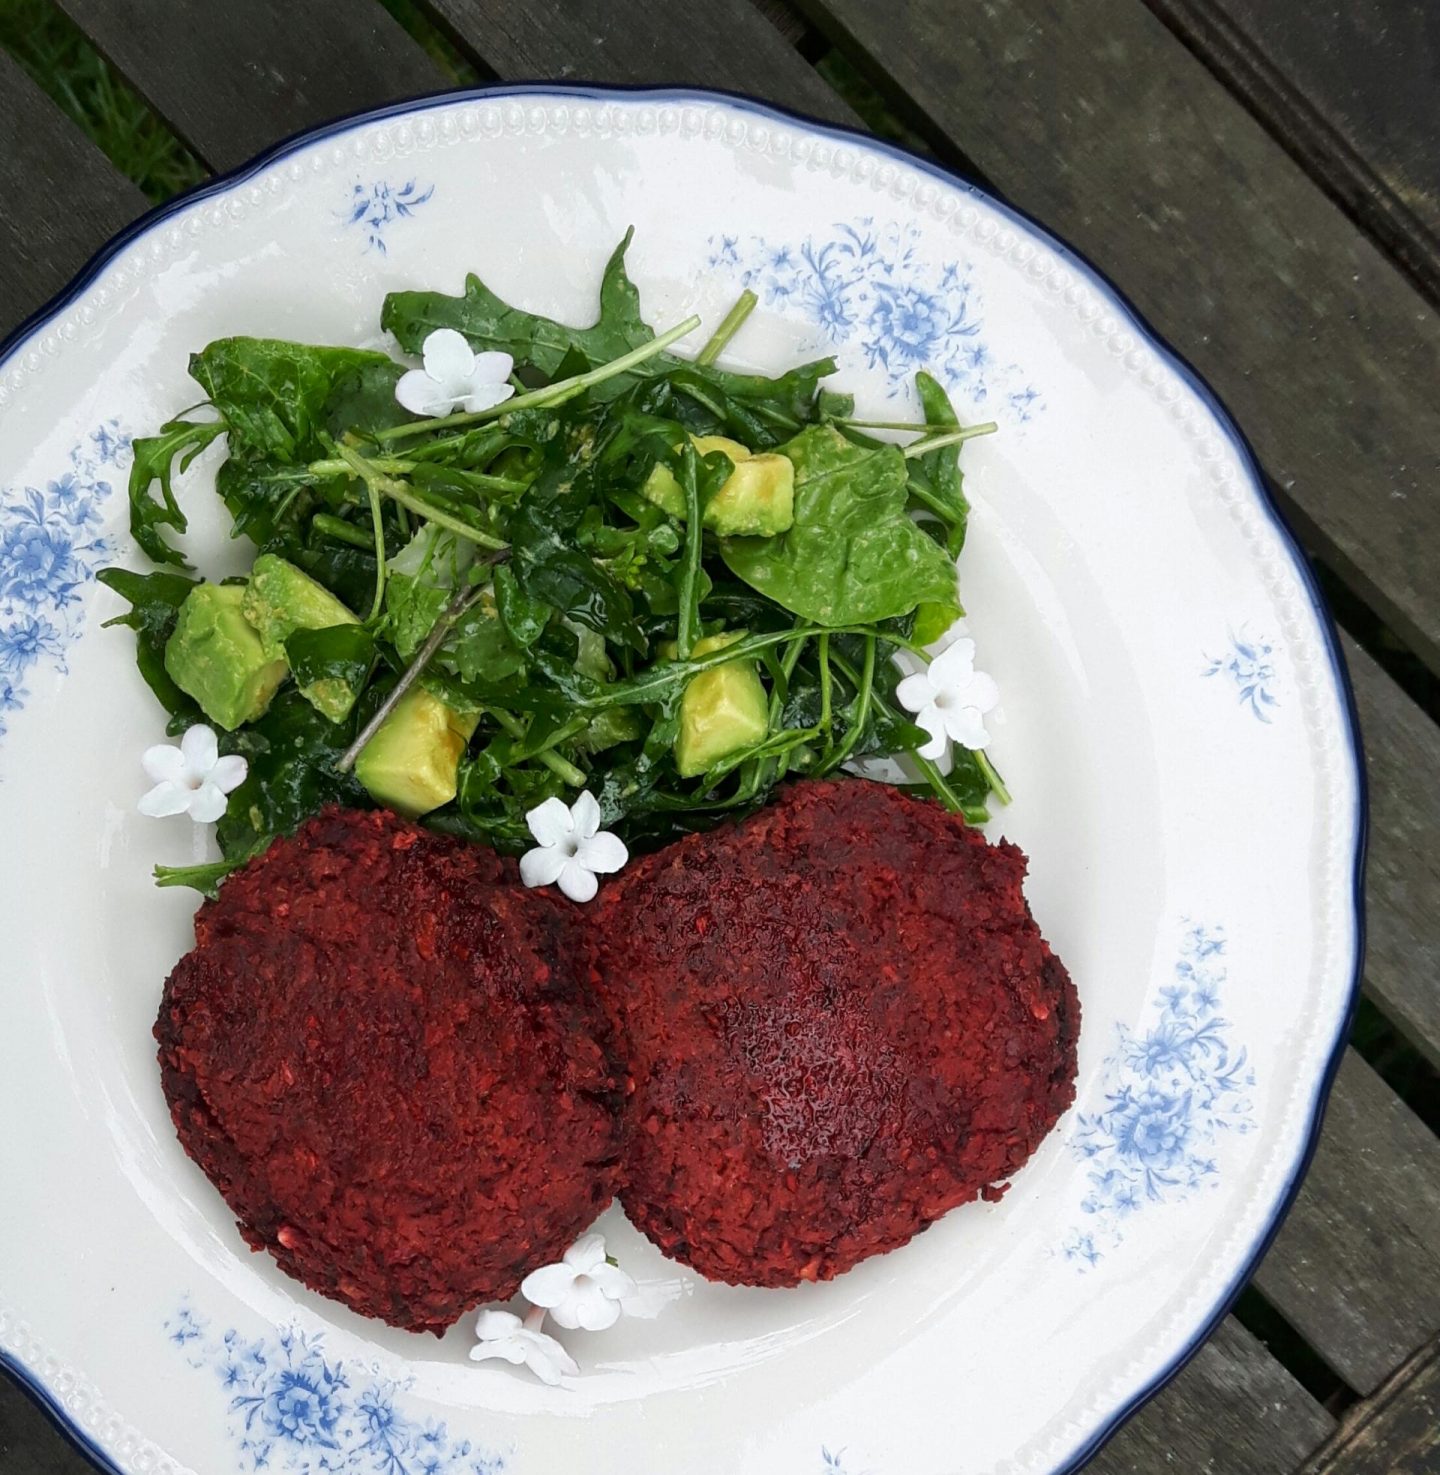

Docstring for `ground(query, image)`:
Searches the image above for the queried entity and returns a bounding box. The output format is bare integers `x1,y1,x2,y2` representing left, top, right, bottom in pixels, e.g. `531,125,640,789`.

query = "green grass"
0,0,204,202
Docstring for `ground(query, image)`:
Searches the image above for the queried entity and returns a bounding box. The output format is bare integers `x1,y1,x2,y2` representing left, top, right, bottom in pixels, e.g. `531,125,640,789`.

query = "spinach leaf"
216,456,339,546
721,424,959,625
494,563,552,647
382,229,652,377
283,624,376,696
907,370,970,554
214,688,369,862
446,601,527,684
97,567,201,721
383,572,452,660
321,359,409,439
125,418,228,567
189,338,394,460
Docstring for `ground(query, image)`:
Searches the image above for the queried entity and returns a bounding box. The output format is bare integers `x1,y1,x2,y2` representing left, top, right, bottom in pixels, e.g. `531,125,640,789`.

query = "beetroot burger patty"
590,778,1079,1287
156,808,623,1333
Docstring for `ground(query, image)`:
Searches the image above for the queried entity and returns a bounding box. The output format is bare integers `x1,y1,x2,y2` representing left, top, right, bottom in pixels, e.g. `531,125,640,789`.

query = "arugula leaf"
382,229,652,377
125,418,228,567
494,562,552,647
216,456,338,546
97,567,202,721
907,371,970,554
446,601,527,684
214,689,369,862
189,338,394,460
154,857,244,899
721,425,959,625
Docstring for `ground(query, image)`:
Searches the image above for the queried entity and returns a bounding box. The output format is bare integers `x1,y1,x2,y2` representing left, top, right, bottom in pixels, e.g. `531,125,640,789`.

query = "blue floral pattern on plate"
0,424,123,750
1065,924,1256,1269
1203,627,1280,722
345,179,435,254
708,219,1042,418
166,1304,506,1475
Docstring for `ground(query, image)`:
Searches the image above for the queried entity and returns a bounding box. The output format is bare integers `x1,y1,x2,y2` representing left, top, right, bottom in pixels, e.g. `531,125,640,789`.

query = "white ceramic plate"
0,87,1362,1475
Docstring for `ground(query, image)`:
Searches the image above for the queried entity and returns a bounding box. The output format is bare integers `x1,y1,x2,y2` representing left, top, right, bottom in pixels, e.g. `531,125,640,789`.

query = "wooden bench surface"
1,2,1437,1471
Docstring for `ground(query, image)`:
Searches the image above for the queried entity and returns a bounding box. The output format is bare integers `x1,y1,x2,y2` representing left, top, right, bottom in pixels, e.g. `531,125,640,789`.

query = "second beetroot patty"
589,778,1080,1287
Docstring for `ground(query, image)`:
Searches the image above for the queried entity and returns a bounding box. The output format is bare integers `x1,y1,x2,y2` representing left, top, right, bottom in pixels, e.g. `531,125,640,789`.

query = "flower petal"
520,844,568,889
469,1339,526,1368
570,790,601,839
568,1285,622,1332
575,831,627,876
945,705,991,751
138,781,193,818
519,1329,578,1384
421,328,476,385
956,669,1000,714
471,350,515,385
589,1263,639,1301
475,1308,523,1340
457,382,516,414
187,782,232,823
525,796,575,848
141,743,185,784
557,860,599,904
928,637,977,686
208,754,249,793
914,706,949,761
520,1262,580,1309
563,1233,608,1273
179,724,218,778
395,369,451,418
894,671,936,716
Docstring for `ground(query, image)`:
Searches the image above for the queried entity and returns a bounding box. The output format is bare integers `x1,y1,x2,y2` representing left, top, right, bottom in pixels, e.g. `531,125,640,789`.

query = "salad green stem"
375,315,704,442
311,513,376,549
902,423,998,458
363,479,387,622
822,634,876,773
334,569,504,774
675,447,704,660
696,290,757,366
311,455,417,478
334,444,507,551
913,753,966,813
975,749,1012,806
488,709,588,786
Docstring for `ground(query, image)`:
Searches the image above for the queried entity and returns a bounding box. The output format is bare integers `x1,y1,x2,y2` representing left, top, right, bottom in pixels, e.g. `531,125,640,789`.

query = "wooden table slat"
423,0,856,127
50,0,446,174
1252,1049,1440,1395
1344,633,1440,1068
1083,1318,1334,1474
1150,0,1440,301
1299,1334,1440,1474
0,52,148,332
794,0,1440,680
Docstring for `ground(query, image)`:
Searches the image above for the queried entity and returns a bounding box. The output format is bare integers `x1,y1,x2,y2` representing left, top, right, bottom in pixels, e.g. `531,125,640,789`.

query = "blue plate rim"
0,80,1367,1475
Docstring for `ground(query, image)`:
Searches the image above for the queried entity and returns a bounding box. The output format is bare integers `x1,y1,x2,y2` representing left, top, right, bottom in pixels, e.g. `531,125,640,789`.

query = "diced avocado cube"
663,631,769,778
705,452,794,537
164,583,288,731
353,686,479,818
640,436,794,537
242,554,363,722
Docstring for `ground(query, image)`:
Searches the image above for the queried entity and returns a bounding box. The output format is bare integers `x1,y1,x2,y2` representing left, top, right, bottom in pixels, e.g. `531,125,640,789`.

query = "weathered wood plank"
1083,1317,1334,1474
1150,0,1440,302
51,0,446,174
0,53,148,332
793,0,1440,677
422,0,856,127
1345,633,1440,1069
1300,1334,1440,1474
0,1370,95,1475
1252,1049,1440,1395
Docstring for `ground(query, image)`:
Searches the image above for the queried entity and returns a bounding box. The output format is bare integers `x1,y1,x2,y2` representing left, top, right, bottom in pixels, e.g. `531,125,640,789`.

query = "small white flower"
469,1308,578,1386
895,636,999,758
521,1233,637,1332
395,328,516,417
519,791,628,903
138,725,248,822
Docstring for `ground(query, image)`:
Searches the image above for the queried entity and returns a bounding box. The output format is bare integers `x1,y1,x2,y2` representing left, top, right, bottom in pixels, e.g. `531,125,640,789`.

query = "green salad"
100,232,1005,894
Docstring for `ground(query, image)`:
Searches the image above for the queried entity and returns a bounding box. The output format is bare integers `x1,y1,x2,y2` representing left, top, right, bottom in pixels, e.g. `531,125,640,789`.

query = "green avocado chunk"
641,435,795,536
163,582,288,731
353,686,479,818
242,554,363,722
662,630,769,778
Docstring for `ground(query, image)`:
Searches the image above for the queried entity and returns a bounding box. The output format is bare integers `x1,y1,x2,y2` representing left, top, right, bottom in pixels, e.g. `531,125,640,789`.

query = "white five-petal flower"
519,791,628,903
520,1233,638,1332
895,635,1000,759
138,724,248,822
469,1308,579,1386
395,328,516,418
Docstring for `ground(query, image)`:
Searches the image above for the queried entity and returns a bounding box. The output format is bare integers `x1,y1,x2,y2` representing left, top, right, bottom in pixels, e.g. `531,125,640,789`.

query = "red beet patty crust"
589,779,1079,1287
156,808,623,1333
